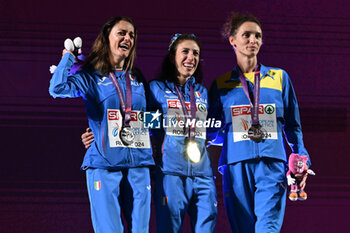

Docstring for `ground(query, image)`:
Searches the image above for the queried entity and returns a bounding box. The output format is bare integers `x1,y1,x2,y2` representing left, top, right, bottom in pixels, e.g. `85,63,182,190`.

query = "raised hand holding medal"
238,64,266,142
109,71,134,146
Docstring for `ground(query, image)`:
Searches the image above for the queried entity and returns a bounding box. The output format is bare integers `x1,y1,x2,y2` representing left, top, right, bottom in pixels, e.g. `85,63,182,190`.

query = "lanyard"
109,71,132,127
174,84,196,140
237,64,261,125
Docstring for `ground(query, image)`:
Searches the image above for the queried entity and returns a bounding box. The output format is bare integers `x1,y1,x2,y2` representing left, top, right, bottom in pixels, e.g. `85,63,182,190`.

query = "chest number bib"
107,109,150,148
231,104,277,142
165,99,207,140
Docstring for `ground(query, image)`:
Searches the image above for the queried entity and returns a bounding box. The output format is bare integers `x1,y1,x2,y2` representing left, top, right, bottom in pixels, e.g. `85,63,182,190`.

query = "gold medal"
186,141,201,163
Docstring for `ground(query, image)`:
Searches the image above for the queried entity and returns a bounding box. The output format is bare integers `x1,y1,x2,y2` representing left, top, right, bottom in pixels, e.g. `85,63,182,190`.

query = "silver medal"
120,126,135,146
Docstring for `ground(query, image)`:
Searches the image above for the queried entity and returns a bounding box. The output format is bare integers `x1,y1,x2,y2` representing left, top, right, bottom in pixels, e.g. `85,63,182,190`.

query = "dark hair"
82,16,137,74
222,12,262,39
157,34,203,84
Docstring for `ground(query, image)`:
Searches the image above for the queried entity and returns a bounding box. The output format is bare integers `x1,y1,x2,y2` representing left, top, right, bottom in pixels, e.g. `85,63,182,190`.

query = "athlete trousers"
155,173,217,233
86,167,151,233
222,158,287,233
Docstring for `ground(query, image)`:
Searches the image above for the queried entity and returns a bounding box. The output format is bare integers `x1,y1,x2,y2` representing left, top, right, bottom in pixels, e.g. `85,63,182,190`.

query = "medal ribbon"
237,64,261,125
174,84,196,141
109,71,132,127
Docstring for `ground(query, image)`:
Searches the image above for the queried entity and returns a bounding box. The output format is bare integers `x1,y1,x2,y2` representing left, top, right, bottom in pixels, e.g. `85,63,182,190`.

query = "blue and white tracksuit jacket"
49,53,154,170
208,64,310,233
149,77,217,233
49,53,154,233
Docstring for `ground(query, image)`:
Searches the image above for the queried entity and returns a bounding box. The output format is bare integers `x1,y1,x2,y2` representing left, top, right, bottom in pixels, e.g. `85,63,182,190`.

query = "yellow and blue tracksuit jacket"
208,64,310,171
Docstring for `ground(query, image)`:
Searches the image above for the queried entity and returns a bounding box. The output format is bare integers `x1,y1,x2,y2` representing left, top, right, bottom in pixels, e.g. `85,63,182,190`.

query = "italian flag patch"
94,181,101,191
129,74,135,80
161,197,168,206
195,91,201,98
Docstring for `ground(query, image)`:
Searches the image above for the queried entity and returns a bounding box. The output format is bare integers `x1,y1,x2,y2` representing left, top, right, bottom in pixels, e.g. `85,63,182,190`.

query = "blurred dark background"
1,0,349,232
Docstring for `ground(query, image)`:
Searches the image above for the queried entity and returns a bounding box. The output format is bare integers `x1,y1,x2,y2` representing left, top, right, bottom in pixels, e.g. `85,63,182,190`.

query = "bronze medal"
248,124,266,143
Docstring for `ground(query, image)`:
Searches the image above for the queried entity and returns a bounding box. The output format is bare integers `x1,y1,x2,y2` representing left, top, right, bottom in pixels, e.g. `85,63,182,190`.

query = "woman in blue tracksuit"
149,34,217,233
82,33,218,233
49,16,154,233
208,13,311,233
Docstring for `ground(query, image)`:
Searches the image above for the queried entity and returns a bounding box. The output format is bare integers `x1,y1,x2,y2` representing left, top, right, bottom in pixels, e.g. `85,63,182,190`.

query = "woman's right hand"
62,49,76,59
82,128,94,149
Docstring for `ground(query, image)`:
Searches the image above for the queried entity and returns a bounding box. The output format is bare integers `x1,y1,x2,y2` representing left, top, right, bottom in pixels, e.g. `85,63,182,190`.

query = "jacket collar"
230,63,269,81
165,76,196,92
93,69,127,79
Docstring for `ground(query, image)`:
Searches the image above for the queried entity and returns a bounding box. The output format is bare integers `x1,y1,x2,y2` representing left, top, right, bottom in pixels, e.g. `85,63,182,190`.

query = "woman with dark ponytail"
149,33,217,233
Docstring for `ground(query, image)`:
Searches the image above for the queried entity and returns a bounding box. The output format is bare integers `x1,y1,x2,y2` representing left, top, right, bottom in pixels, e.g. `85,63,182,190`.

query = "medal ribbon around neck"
109,71,132,127
237,64,261,126
174,84,196,141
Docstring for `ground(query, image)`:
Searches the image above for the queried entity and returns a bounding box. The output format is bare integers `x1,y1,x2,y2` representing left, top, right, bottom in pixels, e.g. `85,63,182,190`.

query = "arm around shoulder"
207,79,225,145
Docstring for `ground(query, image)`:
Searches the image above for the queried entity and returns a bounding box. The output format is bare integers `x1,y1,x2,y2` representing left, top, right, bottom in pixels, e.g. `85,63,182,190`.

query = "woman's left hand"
299,166,316,190
82,128,94,149
299,173,308,190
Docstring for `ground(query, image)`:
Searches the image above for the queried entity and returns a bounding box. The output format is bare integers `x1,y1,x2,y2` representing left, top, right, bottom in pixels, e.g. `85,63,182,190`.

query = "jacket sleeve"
147,81,165,166
49,53,89,98
147,81,165,141
282,71,311,166
207,79,225,146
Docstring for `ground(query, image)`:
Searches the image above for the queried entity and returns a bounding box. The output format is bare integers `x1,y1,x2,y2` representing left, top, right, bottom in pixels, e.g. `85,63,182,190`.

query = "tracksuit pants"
86,167,151,233
222,158,287,233
155,173,217,233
